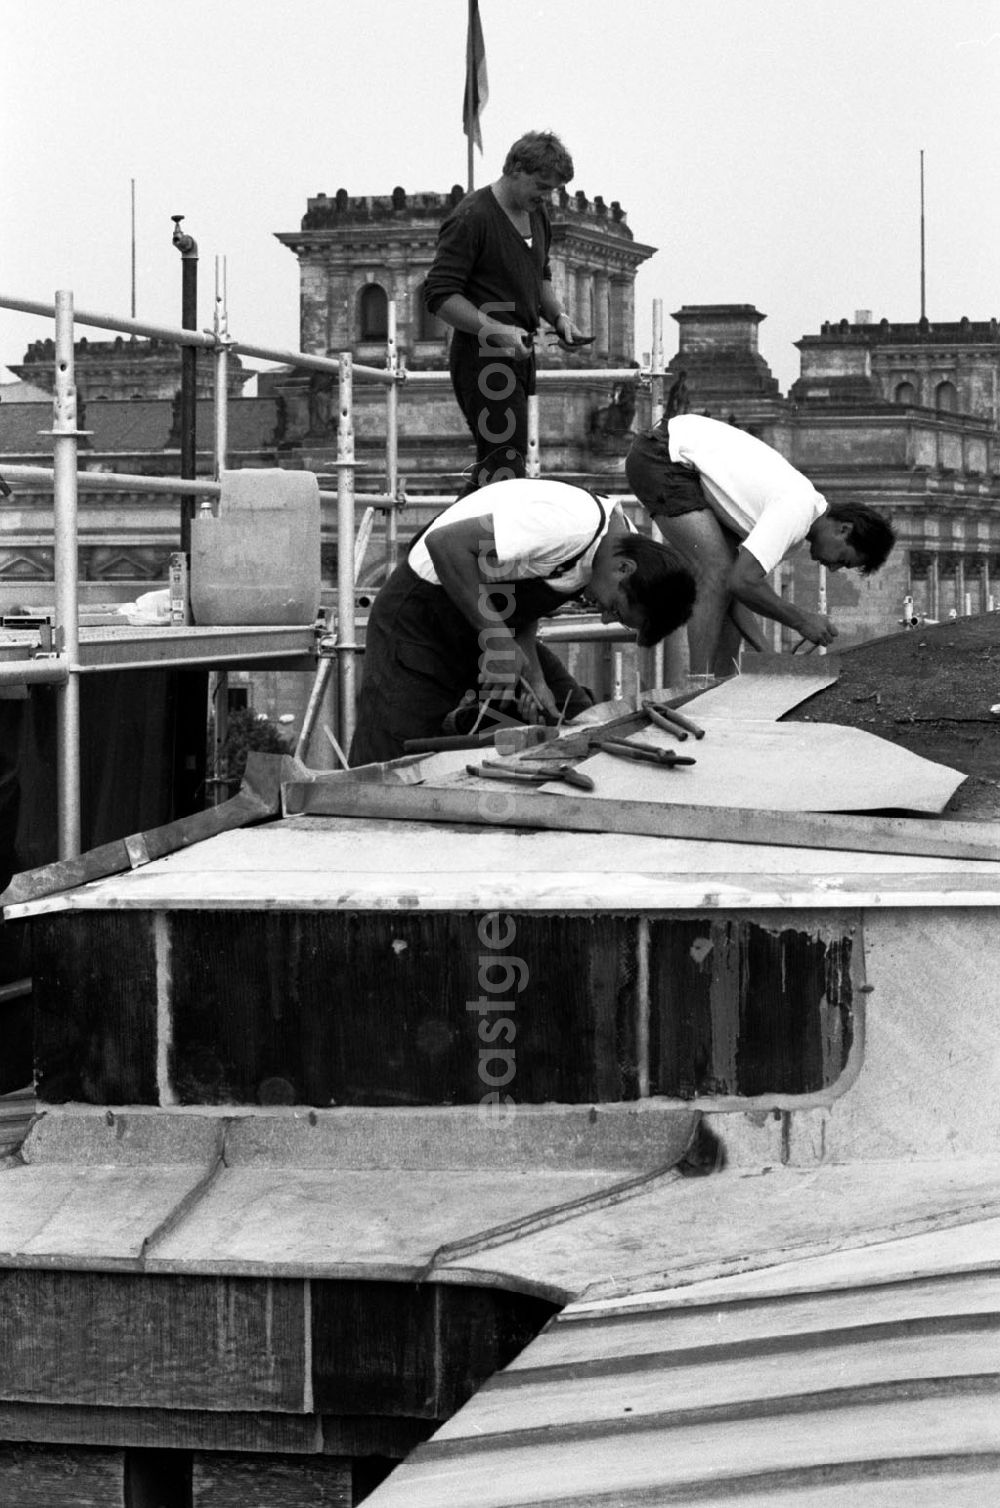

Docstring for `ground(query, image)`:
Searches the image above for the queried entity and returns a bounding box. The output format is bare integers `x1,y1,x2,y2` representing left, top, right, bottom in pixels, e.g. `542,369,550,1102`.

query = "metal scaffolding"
0,285,671,858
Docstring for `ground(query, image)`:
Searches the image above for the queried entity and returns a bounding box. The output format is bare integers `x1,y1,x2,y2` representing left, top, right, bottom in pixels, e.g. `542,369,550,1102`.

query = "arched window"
894,381,916,405
935,380,957,413
415,281,448,341
359,283,388,341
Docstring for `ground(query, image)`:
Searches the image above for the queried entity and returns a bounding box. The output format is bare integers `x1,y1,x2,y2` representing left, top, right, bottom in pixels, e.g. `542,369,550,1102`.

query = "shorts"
625,421,708,518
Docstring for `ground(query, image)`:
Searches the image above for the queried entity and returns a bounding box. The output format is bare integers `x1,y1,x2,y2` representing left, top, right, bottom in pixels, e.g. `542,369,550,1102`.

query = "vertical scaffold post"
384,302,399,574
526,394,541,477
649,299,667,686
337,352,358,750
817,564,828,657
52,290,82,858
213,256,229,478
650,299,665,423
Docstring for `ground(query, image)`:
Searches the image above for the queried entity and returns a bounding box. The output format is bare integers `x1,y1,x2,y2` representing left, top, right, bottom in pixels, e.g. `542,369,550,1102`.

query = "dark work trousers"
449,331,536,494
624,419,708,518
349,562,592,767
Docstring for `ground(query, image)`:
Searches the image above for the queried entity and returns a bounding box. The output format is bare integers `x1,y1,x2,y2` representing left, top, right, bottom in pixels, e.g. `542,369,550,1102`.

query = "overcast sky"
5,0,999,392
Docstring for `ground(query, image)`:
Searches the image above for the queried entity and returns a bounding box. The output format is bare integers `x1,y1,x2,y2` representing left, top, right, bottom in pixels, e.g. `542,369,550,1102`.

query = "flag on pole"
463,0,488,154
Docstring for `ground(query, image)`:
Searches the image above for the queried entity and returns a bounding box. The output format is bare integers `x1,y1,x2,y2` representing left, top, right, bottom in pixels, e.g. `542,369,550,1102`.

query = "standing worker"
348,478,696,766
424,130,590,494
626,412,896,676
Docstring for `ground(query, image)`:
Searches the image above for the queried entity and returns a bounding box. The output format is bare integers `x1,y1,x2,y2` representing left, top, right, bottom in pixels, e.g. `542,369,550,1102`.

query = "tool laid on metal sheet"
642,700,706,739
593,738,696,769
403,729,497,753
468,760,596,792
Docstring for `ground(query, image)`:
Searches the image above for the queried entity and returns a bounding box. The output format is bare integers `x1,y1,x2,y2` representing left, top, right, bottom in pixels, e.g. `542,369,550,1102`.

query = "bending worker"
423,130,589,494
625,411,896,676
349,478,696,766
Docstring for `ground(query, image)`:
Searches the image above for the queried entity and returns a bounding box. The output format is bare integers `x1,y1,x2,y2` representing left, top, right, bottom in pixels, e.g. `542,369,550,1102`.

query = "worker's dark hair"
826,500,896,575
615,535,696,647
503,131,574,183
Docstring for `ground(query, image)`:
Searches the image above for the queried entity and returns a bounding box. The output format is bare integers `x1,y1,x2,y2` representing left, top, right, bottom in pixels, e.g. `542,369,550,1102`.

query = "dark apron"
348,502,606,766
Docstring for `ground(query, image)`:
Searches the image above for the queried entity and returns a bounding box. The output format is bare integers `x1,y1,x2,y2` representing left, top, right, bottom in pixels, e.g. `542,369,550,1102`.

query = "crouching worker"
626,412,896,676
348,477,697,766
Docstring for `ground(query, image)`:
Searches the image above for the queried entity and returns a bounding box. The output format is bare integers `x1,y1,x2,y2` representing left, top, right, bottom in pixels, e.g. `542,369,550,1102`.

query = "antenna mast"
130,179,137,319
919,150,926,321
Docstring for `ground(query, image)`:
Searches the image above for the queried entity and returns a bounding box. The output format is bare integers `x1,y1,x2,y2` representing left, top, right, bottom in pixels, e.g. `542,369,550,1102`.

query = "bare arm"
728,549,838,647
433,294,533,360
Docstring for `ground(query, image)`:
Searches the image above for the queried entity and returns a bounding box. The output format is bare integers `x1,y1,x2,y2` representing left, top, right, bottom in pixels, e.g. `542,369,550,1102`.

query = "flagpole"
919,149,926,321
466,0,475,191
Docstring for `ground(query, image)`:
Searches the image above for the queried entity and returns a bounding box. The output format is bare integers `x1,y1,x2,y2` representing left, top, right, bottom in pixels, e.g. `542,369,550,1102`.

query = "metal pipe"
0,659,69,687
384,307,400,573
0,294,215,348
51,291,82,858
0,464,349,507
648,300,667,687
526,394,541,477
0,296,395,382
213,257,229,480
649,299,665,422
228,339,394,383
336,352,358,751
401,366,645,386
171,217,198,549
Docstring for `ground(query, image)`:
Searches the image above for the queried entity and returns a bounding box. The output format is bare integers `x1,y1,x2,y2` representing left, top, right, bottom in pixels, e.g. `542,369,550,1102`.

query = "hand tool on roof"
468,760,596,792
643,701,706,739
403,729,498,753
594,737,697,768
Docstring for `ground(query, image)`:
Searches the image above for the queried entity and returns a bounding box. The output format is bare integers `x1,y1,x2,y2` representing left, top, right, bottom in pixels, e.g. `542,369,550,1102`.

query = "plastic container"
189,469,321,626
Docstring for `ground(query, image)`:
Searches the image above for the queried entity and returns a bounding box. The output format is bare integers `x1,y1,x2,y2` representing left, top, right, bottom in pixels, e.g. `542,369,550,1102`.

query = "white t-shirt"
667,414,827,574
408,478,623,595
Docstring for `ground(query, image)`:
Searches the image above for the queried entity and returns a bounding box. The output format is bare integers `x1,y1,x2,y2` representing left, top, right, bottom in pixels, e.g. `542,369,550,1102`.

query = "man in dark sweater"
424,131,589,494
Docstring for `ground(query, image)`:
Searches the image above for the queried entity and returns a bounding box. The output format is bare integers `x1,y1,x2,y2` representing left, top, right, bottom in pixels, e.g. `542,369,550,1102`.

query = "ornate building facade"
266,184,655,479
1,185,999,650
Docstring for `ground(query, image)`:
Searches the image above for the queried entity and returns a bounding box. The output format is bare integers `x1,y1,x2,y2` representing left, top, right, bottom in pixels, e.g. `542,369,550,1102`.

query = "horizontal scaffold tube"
0,295,396,384
0,659,68,687
0,465,395,509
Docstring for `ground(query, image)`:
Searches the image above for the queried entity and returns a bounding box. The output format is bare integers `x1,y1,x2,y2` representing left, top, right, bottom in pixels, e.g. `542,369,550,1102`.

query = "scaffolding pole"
51,292,83,858
336,352,358,752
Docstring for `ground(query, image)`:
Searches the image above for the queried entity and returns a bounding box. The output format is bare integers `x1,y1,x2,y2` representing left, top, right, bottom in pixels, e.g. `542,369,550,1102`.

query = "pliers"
593,738,696,768
467,759,596,792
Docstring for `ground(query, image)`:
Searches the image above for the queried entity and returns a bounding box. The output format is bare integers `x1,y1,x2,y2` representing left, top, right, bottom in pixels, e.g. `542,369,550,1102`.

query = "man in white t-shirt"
349,477,696,766
626,413,896,675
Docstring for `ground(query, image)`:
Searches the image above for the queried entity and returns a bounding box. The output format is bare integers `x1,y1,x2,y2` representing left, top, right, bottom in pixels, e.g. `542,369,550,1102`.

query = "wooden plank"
0,1444,125,1507
31,912,159,1104
165,910,642,1107
0,1444,126,1506
0,1402,321,1454
0,1269,308,1413
192,1452,350,1508
310,1280,556,1422
285,778,1000,861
